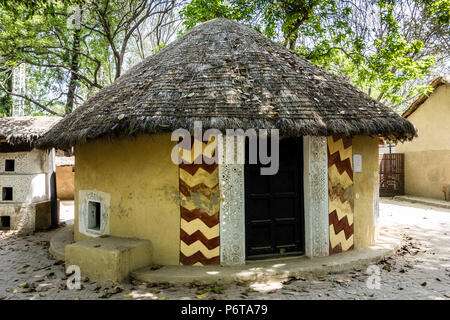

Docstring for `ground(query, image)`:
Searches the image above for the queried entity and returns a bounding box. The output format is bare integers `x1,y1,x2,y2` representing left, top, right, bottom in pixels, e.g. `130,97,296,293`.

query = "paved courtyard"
0,198,449,300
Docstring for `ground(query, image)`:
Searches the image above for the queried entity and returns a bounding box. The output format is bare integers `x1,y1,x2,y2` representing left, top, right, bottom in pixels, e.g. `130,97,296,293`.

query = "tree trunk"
6,70,13,116
0,70,13,116
289,34,298,50
66,28,81,114
114,55,122,80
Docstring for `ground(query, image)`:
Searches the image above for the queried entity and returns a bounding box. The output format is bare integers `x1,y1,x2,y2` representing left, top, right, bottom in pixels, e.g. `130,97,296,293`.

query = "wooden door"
245,137,304,259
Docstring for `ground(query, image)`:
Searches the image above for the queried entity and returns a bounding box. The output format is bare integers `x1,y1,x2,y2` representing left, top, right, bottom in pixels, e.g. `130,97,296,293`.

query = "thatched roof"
0,116,61,146
38,18,416,149
402,75,450,118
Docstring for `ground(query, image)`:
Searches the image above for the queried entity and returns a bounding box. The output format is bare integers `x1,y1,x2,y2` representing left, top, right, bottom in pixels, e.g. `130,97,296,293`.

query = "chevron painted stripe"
181,240,220,258
328,160,353,189
179,138,217,164
180,251,220,266
329,225,354,252
181,217,220,239
329,210,354,240
181,229,220,249
328,136,354,255
328,151,353,181
180,207,219,227
180,167,219,189
329,200,354,226
328,136,353,161
179,162,218,175
179,137,220,266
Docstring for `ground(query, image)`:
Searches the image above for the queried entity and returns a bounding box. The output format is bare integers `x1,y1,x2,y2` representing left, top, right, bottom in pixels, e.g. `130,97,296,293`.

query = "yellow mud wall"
74,133,180,265
352,136,379,249
396,84,450,199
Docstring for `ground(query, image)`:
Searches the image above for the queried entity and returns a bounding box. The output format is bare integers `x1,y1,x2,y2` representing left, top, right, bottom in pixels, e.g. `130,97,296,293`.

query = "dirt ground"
0,198,449,300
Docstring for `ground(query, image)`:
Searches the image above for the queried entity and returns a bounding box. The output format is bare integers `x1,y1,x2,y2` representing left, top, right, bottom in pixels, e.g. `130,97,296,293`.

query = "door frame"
244,137,305,260
217,136,330,266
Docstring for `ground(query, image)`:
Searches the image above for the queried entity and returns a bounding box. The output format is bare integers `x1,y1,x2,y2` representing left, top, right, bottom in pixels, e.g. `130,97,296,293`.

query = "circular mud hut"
38,19,415,280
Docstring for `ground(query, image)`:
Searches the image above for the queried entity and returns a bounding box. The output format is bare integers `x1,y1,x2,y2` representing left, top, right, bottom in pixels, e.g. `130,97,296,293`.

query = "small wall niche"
5,159,15,172
79,190,110,237
0,216,10,230
87,201,101,231
2,187,13,201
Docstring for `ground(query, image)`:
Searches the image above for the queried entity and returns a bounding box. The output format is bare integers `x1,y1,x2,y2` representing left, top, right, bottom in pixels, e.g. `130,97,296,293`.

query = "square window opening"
2,187,13,201
0,216,10,230
5,160,15,172
88,201,101,231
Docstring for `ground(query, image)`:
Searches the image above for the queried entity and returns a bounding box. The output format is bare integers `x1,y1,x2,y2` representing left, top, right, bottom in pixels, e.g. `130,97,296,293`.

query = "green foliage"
0,1,90,115
153,43,167,54
423,0,450,24
181,0,253,30
0,0,155,115
306,0,437,105
0,93,11,116
0,0,447,115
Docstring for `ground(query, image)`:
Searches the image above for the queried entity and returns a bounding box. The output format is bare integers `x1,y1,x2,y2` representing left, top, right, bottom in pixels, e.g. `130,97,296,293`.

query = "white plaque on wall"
353,154,362,173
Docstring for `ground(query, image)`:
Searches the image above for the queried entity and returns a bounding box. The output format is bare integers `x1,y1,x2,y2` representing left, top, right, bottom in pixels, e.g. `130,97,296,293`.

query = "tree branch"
0,81,62,116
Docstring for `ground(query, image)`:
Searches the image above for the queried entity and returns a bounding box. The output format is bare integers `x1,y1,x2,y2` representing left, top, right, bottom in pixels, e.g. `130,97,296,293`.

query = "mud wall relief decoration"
218,135,246,266
303,136,330,257
179,137,220,265
327,136,354,254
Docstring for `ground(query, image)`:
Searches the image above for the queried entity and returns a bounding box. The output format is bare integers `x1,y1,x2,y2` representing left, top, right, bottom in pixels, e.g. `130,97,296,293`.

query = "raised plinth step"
49,220,74,261
65,236,152,284
393,195,450,209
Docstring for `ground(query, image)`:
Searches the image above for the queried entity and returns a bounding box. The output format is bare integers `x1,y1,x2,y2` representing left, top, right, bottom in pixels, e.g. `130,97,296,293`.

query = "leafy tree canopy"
0,0,448,115
0,0,182,115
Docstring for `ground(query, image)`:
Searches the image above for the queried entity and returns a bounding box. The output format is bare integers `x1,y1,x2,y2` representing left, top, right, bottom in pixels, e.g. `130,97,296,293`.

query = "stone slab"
65,236,152,284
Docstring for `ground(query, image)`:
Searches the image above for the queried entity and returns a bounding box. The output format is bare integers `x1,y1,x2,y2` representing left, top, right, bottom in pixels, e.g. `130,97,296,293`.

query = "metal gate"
379,153,405,197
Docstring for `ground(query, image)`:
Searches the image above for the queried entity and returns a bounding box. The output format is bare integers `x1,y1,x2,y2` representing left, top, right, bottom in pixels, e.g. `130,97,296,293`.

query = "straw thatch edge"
38,114,416,150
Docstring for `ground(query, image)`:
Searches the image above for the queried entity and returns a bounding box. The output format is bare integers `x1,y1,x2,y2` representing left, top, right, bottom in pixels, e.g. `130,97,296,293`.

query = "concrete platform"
393,195,450,209
49,223,400,284
131,231,399,284
49,220,74,261
65,236,152,284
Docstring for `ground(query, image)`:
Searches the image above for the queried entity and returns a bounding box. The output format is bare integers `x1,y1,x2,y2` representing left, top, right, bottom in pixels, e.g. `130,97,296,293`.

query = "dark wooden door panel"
245,137,305,259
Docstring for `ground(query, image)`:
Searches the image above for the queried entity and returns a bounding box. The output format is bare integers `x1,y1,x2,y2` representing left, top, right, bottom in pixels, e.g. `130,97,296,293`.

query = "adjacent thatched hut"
38,19,415,281
1,116,61,147
0,116,60,232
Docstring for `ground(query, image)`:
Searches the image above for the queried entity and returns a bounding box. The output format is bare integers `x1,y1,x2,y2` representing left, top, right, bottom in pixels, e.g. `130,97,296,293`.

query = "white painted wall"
0,173,49,203
0,149,50,174
0,149,52,204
